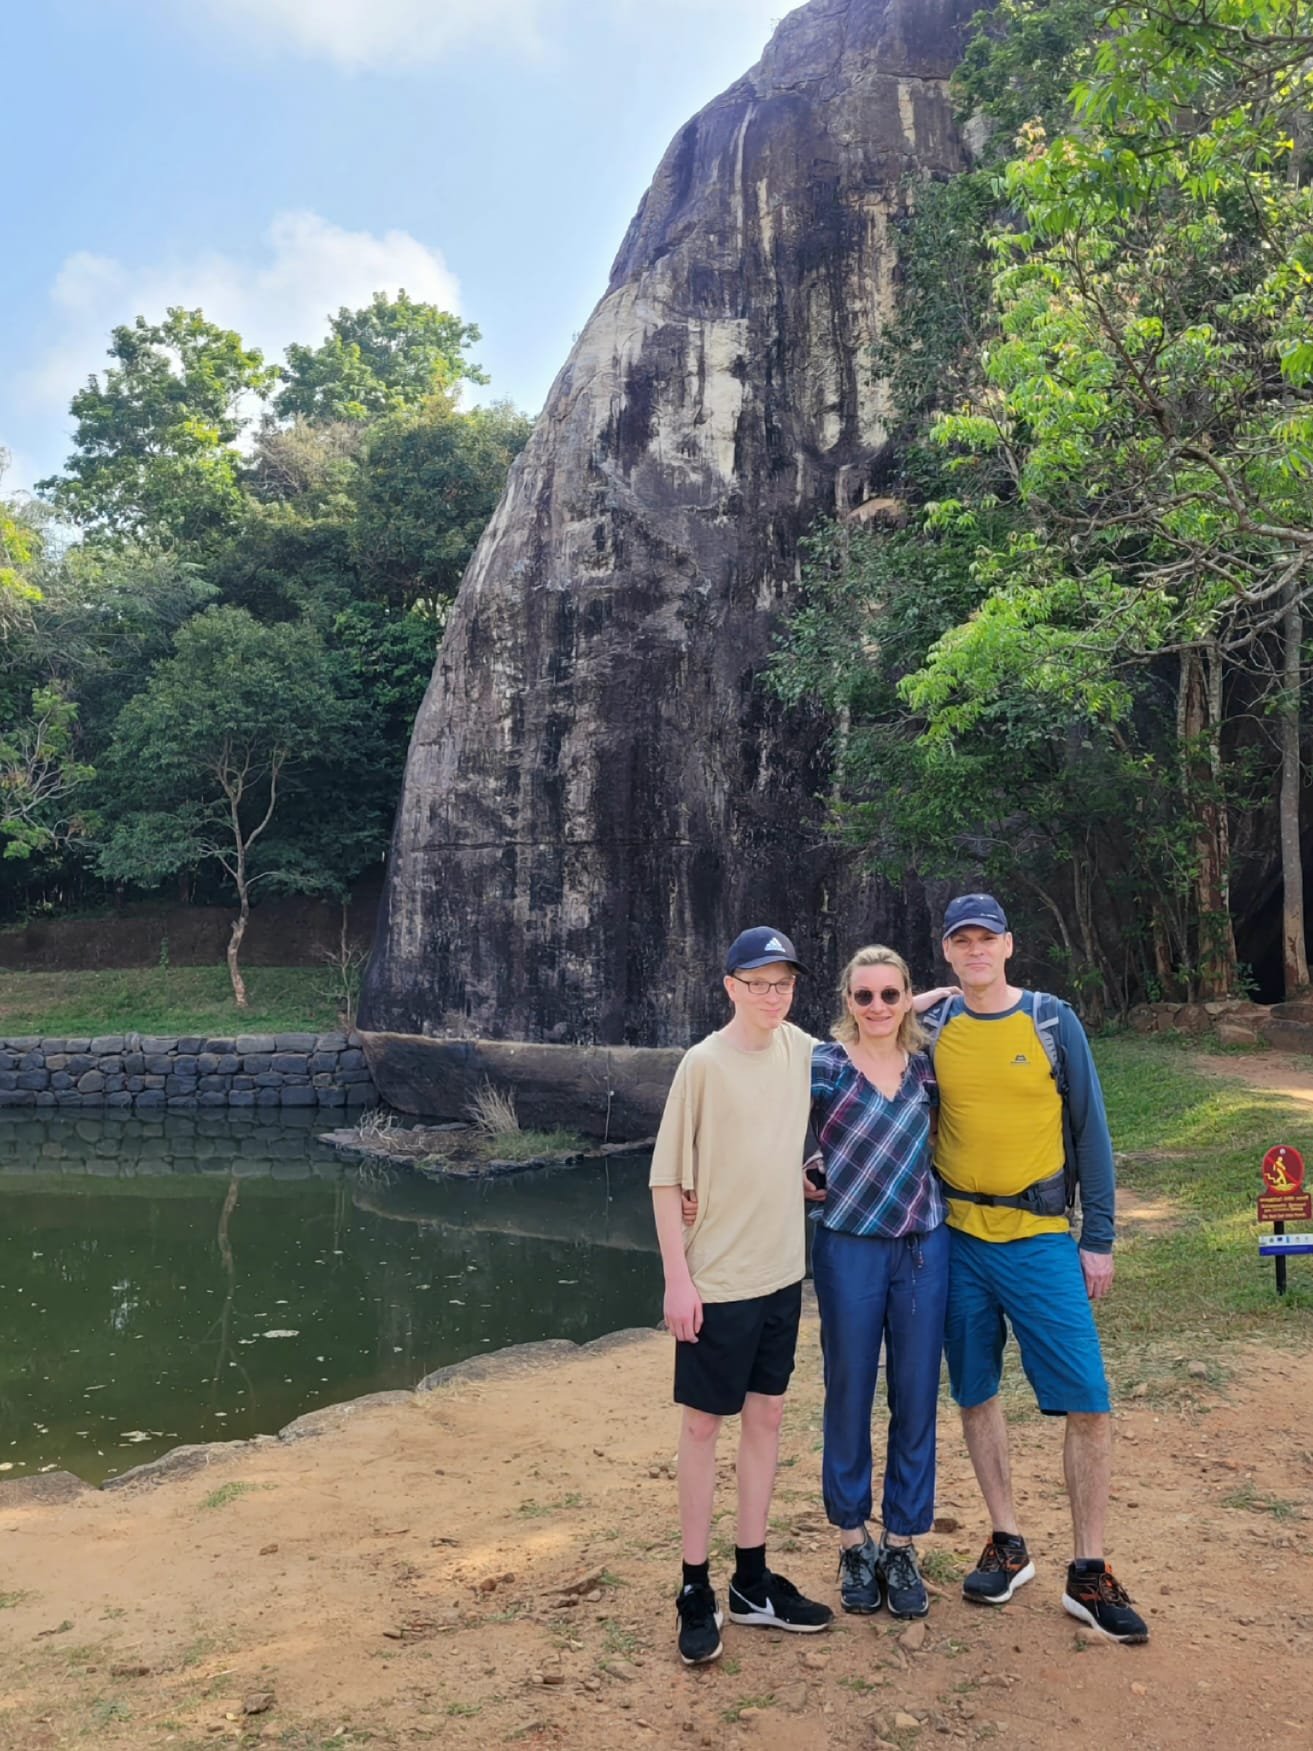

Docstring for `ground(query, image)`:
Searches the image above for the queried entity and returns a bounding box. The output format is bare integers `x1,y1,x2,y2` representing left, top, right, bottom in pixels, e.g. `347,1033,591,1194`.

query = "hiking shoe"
676,1582,723,1664
1062,1563,1149,1644
837,1535,882,1614
877,1539,929,1620
962,1532,1035,1605
728,1570,834,1633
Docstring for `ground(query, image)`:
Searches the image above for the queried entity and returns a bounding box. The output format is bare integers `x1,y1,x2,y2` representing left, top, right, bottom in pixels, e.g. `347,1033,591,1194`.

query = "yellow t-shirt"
648,1021,813,1302
933,1006,1069,1243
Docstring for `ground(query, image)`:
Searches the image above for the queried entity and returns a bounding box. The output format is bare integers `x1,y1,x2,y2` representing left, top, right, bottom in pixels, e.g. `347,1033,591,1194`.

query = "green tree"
351,398,532,609
38,309,277,545
0,686,95,862
923,1,1313,996
277,291,487,424
97,607,343,1005
1,454,43,627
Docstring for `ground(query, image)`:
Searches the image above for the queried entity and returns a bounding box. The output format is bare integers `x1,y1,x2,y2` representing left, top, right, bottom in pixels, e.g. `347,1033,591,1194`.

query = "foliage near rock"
773,0,1313,1012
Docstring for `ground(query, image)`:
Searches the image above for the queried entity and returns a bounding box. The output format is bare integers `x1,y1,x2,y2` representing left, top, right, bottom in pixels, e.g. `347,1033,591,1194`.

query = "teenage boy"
924,893,1149,1645
650,926,833,1665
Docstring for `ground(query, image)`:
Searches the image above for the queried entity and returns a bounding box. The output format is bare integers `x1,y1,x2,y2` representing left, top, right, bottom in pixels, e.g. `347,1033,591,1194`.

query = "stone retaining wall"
0,1032,376,1112
1126,998,1312,1051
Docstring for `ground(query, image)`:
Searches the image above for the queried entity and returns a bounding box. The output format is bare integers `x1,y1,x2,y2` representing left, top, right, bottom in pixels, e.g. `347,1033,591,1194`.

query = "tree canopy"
773,0,1313,1010
2,290,531,958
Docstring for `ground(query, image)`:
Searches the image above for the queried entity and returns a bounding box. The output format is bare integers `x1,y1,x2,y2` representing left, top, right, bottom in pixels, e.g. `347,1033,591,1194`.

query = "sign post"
1258,1145,1312,1296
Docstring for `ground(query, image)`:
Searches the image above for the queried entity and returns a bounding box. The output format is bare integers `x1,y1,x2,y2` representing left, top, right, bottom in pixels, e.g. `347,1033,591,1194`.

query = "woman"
806,945,950,1622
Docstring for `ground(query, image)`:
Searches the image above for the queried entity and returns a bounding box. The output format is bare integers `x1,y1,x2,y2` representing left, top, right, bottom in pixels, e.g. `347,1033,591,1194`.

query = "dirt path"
1186,1047,1313,1107
2,1308,1312,1751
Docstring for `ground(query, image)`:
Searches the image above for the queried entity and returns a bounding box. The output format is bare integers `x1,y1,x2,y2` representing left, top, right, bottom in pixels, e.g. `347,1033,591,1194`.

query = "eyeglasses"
731,974,797,997
850,985,904,1008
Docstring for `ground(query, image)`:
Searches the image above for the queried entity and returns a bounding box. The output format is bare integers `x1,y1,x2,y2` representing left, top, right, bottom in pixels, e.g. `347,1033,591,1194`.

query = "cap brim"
942,917,1008,936
735,954,809,974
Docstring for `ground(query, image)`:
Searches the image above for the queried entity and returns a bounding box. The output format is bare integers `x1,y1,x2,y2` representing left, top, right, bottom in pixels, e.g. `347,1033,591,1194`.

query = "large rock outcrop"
360,0,983,1103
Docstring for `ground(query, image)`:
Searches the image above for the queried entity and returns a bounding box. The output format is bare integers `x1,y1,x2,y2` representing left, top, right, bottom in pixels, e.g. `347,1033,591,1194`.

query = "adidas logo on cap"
723,926,810,976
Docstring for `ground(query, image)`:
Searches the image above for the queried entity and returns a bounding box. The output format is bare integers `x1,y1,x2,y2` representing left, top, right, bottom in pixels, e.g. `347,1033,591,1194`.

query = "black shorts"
673,1281,803,1416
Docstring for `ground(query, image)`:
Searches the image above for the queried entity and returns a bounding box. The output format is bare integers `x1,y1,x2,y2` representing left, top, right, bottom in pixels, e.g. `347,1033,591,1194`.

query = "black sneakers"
962,1532,1035,1605
837,1535,882,1614
877,1539,929,1620
728,1569,834,1633
676,1582,723,1664
1062,1562,1149,1644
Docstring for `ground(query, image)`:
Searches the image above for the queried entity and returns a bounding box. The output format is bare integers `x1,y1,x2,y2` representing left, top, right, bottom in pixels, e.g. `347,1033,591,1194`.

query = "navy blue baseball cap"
942,893,1009,936
724,926,809,974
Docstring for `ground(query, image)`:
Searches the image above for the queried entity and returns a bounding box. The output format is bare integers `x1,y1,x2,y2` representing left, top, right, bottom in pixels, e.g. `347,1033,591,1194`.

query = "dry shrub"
466,1078,521,1137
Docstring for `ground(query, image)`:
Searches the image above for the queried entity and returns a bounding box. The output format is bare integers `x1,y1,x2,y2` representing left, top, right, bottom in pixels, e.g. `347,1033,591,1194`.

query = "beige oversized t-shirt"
648,1021,814,1303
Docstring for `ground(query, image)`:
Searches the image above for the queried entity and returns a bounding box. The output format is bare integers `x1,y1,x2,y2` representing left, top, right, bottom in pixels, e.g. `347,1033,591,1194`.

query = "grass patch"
0,1591,33,1609
475,1127,587,1163
1090,1037,1313,1356
920,1547,965,1586
722,1694,775,1722
602,1620,641,1656
516,1491,584,1517
198,1481,261,1511
90,1698,133,1726
0,966,338,1036
1219,1481,1300,1519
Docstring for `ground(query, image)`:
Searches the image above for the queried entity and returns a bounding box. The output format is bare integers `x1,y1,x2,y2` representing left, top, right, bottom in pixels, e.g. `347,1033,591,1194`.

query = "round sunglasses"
850,984,905,1008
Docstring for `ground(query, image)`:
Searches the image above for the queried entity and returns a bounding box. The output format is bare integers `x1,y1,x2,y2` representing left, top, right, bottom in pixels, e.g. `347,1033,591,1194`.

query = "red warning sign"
1259,1145,1310,1222
1262,1145,1305,1195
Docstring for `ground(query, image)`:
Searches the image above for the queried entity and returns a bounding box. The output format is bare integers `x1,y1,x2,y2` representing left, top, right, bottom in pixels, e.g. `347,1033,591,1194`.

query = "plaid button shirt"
810,1043,946,1239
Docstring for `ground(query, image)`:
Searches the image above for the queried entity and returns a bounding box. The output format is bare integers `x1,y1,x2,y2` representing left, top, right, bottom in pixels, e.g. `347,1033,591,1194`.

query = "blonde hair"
831,944,925,1052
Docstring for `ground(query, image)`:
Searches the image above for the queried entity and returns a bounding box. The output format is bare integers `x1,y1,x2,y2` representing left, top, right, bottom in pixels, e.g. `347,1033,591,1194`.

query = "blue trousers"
812,1221,949,1537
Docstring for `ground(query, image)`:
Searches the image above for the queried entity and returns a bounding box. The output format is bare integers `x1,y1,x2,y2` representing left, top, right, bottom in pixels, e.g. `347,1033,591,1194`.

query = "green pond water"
0,1113,661,1485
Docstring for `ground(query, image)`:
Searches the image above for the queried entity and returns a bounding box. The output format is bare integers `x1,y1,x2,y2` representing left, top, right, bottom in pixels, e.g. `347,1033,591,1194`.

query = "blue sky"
1,0,800,494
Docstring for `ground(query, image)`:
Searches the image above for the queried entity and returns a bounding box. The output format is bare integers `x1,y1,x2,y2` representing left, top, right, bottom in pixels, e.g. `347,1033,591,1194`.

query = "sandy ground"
2,1304,1312,1751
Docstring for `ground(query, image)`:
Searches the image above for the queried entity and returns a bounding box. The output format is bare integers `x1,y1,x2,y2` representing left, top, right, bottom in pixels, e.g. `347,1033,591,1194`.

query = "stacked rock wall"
0,1032,376,1112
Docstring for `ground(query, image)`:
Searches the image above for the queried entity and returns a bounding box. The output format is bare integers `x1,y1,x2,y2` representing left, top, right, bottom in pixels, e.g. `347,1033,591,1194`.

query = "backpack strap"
921,992,966,1065
1029,991,1077,1211
1029,991,1066,1088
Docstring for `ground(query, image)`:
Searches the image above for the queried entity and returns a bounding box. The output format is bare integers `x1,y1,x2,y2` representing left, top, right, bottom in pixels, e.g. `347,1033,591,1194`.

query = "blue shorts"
944,1229,1110,1415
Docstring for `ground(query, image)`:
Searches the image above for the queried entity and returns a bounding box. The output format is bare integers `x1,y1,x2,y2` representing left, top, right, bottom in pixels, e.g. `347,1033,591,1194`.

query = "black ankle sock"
733,1544,767,1587
994,1529,1027,1549
1072,1557,1105,1576
681,1559,710,1590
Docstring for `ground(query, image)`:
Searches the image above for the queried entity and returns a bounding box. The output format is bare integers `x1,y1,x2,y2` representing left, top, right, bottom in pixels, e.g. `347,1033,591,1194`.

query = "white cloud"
202,0,798,72
208,0,547,69
21,210,462,437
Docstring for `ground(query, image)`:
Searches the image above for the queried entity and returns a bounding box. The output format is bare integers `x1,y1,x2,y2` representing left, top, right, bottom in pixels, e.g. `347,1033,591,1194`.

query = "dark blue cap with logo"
942,893,1009,937
724,926,809,975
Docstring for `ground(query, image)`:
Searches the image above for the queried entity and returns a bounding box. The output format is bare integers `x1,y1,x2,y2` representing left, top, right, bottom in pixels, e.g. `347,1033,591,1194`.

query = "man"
650,926,833,1665
925,893,1149,1645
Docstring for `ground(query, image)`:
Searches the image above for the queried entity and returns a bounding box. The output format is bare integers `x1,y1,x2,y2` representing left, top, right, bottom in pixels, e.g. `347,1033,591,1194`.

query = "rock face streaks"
361,0,980,1064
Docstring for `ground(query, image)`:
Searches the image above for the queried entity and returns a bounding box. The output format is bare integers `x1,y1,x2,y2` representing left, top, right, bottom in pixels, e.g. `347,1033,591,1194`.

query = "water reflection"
0,1113,660,1484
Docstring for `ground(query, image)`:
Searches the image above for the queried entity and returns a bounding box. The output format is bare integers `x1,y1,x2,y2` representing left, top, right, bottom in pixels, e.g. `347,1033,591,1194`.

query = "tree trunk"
1151,906,1178,1000
1281,579,1309,996
1178,644,1239,997
227,901,250,1009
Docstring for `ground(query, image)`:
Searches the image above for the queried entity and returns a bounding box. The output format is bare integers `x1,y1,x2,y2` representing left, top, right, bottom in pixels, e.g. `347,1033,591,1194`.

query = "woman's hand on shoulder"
913,984,961,1015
